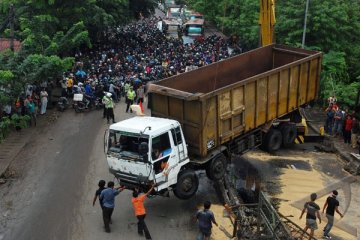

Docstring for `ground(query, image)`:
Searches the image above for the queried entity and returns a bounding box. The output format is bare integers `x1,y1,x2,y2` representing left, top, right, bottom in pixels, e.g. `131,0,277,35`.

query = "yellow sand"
277,168,357,240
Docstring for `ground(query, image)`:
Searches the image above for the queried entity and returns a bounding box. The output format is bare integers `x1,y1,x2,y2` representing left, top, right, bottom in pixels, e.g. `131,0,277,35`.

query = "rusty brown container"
149,44,322,158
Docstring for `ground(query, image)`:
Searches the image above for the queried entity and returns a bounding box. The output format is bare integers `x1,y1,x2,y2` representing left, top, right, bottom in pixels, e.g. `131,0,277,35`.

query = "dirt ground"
242,145,360,240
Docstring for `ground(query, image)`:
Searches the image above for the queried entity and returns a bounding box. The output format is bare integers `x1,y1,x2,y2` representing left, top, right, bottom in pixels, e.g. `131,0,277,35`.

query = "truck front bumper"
109,168,152,189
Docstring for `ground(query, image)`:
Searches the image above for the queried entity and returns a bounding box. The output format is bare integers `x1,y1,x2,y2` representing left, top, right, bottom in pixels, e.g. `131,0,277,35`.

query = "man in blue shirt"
196,201,218,240
100,181,125,233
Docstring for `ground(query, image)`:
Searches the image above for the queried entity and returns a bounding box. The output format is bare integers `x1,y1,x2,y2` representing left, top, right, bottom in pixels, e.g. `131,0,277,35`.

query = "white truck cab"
105,116,199,199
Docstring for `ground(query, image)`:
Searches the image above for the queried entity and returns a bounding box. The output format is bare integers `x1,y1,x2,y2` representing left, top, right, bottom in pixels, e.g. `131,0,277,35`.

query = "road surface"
0,102,224,240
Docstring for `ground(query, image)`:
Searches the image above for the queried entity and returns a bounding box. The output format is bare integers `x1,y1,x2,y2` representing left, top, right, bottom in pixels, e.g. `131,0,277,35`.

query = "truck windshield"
108,130,149,161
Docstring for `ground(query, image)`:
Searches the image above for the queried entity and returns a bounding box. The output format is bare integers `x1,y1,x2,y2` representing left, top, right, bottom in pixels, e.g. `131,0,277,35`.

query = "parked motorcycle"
57,97,69,112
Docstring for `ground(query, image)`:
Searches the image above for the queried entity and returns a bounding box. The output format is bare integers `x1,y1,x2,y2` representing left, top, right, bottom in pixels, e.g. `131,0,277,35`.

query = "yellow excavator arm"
259,0,276,46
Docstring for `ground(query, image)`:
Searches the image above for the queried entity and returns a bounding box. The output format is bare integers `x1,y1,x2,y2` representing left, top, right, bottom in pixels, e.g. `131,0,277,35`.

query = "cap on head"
310,193,317,201
106,92,112,98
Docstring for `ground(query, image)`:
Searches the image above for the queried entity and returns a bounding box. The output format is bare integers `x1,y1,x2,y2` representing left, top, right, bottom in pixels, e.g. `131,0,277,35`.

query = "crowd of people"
1,16,237,128
325,95,360,153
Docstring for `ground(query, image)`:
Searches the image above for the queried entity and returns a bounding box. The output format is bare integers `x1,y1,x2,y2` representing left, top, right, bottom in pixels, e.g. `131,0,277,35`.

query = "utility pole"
9,4,15,51
301,0,310,48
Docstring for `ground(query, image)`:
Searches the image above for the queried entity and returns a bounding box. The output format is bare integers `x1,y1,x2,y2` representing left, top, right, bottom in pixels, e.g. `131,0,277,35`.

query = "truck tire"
174,169,199,200
206,154,227,180
263,129,282,152
281,124,297,147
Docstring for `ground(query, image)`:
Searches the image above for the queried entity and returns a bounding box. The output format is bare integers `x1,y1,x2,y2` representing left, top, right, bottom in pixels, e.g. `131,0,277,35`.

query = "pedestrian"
99,181,125,233
343,115,353,144
299,193,321,240
196,201,218,240
93,180,106,209
103,93,115,124
325,108,334,135
351,117,359,149
25,95,37,126
126,86,136,113
40,88,48,115
322,190,343,239
66,76,74,97
136,84,145,104
333,109,343,137
131,185,155,240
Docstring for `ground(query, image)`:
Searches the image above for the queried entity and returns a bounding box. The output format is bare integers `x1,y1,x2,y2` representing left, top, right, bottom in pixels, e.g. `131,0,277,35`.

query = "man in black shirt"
93,180,106,209
322,190,343,239
300,193,321,240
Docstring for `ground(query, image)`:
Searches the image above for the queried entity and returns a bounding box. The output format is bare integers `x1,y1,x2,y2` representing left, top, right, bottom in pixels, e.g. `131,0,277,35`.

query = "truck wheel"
263,129,282,152
206,154,227,180
281,124,297,147
174,169,199,200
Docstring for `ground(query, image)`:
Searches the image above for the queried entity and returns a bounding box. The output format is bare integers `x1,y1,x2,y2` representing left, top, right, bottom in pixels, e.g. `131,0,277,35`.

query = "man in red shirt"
344,115,353,144
132,185,155,240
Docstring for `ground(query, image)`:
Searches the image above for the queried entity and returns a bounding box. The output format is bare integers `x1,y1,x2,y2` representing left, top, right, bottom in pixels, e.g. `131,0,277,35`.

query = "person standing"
322,190,343,239
136,84,145,104
25,95,37,126
351,117,359,149
196,201,218,240
93,180,106,209
299,193,321,240
343,115,353,144
40,88,48,115
99,181,125,233
103,93,115,124
126,86,136,113
131,185,155,240
66,76,74,97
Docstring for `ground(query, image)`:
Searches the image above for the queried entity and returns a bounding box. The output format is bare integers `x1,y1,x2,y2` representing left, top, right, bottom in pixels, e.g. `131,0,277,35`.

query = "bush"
0,114,31,142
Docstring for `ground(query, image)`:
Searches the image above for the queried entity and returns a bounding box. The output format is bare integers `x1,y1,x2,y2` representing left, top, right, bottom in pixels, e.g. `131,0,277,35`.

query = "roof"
110,117,179,136
0,38,21,52
190,12,203,17
184,19,204,26
163,18,182,26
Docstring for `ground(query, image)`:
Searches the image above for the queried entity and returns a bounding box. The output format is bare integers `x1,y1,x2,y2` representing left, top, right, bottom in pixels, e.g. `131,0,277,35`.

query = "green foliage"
0,115,30,142
18,54,74,84
187,0,360,106
0,117,11,142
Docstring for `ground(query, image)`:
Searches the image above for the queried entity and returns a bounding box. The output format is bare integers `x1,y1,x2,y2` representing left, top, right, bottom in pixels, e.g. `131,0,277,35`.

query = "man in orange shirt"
132,185,155,240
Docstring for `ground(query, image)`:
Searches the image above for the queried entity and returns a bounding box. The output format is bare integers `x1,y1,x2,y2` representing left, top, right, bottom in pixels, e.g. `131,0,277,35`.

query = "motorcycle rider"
84,81,96,108
77,82,90,109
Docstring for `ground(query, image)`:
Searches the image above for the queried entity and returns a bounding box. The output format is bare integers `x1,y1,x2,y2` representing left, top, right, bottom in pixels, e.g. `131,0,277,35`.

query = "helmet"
106,92,112,98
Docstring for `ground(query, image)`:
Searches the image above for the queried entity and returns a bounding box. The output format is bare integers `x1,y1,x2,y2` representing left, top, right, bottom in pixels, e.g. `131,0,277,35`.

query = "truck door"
151,131,175,186
171,126,186,162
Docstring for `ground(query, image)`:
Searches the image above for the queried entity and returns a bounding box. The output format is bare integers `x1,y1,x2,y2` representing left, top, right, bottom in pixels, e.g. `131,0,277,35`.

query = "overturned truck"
105,44,322,199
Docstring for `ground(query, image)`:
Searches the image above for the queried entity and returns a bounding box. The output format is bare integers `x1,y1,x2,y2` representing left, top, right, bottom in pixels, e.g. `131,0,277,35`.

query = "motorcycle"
57,97,69,112
73,94,100,113
94,97,104,110
73,93,88,113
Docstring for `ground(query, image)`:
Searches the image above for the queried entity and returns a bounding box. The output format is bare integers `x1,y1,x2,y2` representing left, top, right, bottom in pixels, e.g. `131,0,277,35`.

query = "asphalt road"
0,101,222,240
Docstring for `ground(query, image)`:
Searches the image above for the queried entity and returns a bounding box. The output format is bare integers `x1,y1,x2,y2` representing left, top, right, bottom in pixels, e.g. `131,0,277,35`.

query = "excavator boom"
259,0,276,46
